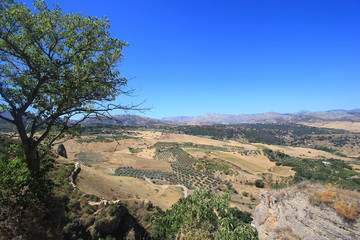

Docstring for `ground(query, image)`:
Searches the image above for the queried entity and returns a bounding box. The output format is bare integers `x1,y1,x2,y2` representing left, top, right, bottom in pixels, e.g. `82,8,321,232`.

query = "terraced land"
61,127,360,211
115,146,222,190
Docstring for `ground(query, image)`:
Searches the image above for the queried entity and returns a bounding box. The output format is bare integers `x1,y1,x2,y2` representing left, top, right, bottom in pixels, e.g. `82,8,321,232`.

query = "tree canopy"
151,190,257,240
0,0,135,172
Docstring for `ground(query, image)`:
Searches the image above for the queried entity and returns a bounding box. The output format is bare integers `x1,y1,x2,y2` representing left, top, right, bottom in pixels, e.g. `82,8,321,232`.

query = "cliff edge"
253,184,359,240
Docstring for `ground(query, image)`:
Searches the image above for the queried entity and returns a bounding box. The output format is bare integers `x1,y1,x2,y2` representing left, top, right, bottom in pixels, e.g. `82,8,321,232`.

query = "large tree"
0,0,136,172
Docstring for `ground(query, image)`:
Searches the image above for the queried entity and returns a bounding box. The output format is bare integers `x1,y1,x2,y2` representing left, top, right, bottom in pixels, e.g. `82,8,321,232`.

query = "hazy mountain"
163,109,360,124
295,110,310,115
340,109,360,117
0,111,12,120
80,114,169,125
3,109,360,127
162,116,194,122
304,110,354,120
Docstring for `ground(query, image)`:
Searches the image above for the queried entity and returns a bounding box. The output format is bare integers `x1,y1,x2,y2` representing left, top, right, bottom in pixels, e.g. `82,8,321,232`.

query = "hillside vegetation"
2,1,358,239
2,121,360,239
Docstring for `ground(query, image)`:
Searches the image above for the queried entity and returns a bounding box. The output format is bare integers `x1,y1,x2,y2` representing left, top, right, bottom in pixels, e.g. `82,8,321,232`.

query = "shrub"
68,199,80,210
84,215,95,226
128,147,142,154
320,190,337,204
309,186,359,221
255,179,265,188
151,190,257,240
89,194,101,202
108,203,122,216
0,143,54,205
83,204,95,214
334,201,358,221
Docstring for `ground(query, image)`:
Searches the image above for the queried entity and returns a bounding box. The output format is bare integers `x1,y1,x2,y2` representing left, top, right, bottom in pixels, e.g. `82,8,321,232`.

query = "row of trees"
141,124,345,146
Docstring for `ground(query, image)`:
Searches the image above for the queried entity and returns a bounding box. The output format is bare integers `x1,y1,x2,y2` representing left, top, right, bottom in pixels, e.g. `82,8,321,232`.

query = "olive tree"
0,0,137,172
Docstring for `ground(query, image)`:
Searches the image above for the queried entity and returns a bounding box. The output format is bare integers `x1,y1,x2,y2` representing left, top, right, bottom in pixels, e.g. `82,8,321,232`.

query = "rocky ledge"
253,185,359,240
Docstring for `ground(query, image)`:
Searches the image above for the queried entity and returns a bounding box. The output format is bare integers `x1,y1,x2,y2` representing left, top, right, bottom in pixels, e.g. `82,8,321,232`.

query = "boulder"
57,144,67,158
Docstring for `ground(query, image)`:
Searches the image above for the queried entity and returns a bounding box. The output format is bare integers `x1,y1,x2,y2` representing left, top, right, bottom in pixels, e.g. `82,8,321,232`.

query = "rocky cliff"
253,185,360,240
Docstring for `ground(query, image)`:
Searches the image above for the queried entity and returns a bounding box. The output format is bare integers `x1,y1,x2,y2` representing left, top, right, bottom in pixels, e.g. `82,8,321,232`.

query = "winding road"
143,176,189,198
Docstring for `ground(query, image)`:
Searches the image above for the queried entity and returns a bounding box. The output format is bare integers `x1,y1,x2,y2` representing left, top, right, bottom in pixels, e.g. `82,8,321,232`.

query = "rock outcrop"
254,187,359,240
57,143,67,158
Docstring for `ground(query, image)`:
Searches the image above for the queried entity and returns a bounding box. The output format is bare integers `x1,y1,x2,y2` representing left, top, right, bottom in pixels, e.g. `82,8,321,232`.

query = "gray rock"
57,144,67,158
254,187,360,240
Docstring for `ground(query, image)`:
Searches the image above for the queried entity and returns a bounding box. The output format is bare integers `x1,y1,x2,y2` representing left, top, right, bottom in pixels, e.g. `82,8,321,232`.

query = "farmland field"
59,124,360,212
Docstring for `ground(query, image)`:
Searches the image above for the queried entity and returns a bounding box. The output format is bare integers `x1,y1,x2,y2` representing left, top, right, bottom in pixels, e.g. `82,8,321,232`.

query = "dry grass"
309,184,360,221
253,143,352,161
108,152,173,172
211,151,266,173
76,165,183,210
60,129,356,216
185,149,209,158
135,147,156,159
62,136,172,172
270,166,295,177
300,121,360,133
63,138,121,159
156,132,249,148
333,201,358,221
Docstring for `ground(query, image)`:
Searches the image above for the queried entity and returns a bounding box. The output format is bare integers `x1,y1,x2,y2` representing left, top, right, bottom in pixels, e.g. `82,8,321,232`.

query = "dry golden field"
76,165,183,210
300,121,360,133
252,143,353,161
59,129,359,212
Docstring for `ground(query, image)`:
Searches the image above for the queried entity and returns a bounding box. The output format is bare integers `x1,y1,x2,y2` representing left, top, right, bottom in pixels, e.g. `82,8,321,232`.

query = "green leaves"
151,190,258,240
0,0,134,172
0,152,30,202
1,0,129,118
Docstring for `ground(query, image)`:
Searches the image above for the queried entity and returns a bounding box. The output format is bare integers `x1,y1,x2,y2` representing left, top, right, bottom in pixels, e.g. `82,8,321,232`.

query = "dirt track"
143,176,189,198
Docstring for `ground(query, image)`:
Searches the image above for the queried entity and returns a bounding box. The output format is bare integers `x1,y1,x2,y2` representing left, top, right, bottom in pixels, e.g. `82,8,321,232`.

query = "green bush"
151,190,257,240
255,179,265,188
0,143,54,204
68,199,80,210
82,204,95,214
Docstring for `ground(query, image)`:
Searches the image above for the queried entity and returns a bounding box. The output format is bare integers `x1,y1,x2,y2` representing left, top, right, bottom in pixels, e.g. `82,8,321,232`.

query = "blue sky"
23,0,360,119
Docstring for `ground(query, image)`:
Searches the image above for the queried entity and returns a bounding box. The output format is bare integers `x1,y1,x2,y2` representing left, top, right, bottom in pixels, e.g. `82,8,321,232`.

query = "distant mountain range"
77,109,360,125
79,114,167,125
2,109,360,126
162,109,360,124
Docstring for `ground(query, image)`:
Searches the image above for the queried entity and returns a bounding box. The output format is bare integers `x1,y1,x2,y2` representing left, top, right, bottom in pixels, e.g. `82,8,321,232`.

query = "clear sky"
22,0,360,119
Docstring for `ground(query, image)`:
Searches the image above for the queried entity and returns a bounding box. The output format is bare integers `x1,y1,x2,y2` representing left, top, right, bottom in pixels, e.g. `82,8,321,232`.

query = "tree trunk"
12,113,41,173
25,143,40,173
